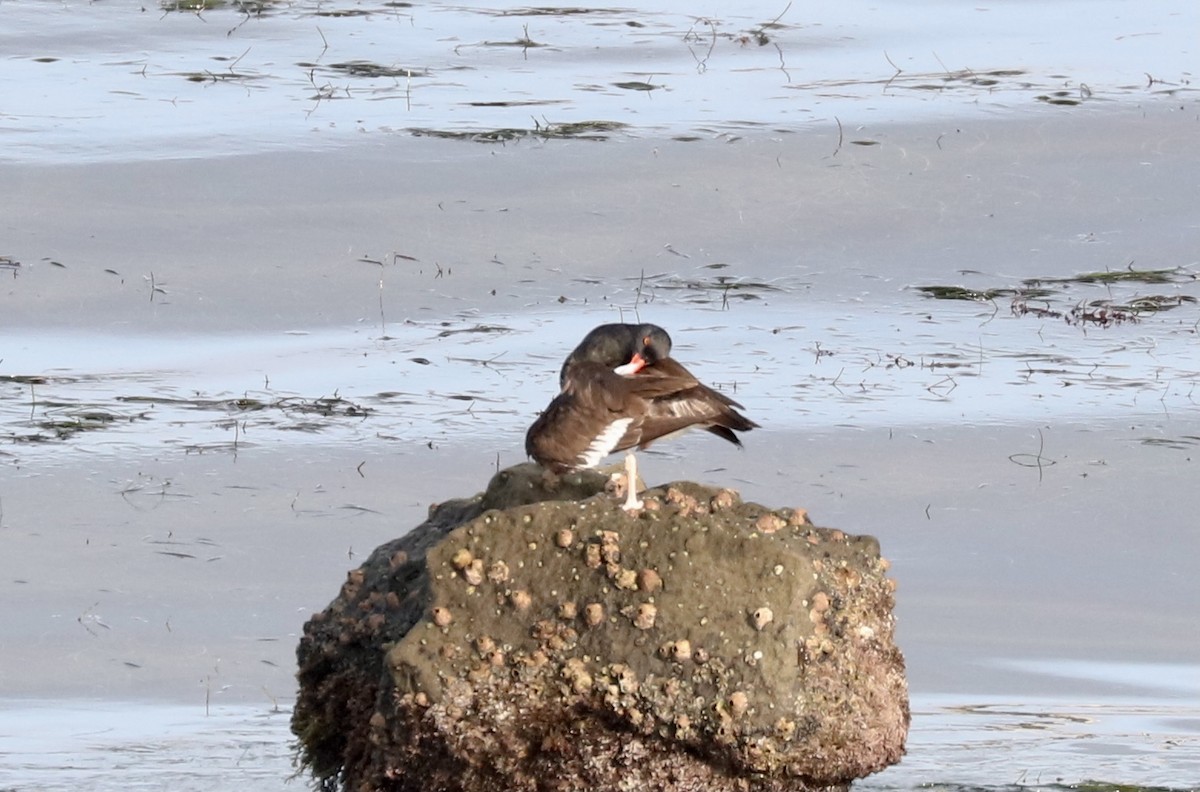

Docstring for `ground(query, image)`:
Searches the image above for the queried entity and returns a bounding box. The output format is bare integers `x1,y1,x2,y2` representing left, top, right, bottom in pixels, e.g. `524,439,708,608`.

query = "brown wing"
526,363,648,471
644,358,750,408
527,355,758,470
618,358,759,450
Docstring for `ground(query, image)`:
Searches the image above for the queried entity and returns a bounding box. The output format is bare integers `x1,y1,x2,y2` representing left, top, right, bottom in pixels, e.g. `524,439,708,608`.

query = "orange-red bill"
613,353,647,377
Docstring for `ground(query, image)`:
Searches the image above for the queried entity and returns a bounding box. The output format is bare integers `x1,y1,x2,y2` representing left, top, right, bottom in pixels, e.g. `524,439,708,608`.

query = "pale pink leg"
622,452,643,511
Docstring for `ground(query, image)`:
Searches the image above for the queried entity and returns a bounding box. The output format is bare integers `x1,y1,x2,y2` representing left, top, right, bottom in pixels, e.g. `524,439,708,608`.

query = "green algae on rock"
292,464,908,792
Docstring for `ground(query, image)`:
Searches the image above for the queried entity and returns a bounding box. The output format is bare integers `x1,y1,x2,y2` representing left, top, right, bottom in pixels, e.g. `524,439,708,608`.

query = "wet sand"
3,424,1199,698
3,105,1200,788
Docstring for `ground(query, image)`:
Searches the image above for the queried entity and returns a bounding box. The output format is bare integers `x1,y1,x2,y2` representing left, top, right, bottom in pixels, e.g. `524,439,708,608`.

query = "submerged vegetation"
323,62,428,79
408,120,628,142
160,0,282,12
917,264,1199,328
916,285,1021,302
643,273,783,308
1023,266,1188,286
1,384,370,446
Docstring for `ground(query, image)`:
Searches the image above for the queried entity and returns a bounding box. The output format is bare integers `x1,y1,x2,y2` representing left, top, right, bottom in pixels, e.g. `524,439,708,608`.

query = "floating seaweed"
409,120,627,142
1024,264,1192,286
921,263,1198,328
160,0,281,12
323,62,429,79
915,285,1016,302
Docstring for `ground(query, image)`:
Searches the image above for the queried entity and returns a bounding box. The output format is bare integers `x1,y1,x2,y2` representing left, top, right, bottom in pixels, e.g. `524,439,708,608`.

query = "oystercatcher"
525,323,758,509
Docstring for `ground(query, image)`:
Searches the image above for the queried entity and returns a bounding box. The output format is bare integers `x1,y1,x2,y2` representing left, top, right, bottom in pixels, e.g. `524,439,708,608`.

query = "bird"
525,323,759,510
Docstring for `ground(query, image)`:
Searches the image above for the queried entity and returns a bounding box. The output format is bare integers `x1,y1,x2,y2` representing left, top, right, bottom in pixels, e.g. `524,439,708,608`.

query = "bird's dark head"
560,323,673,384
627,324,672,371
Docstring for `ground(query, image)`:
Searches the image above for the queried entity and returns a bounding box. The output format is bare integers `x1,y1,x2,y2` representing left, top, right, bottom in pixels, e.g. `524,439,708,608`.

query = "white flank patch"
578,417,633,468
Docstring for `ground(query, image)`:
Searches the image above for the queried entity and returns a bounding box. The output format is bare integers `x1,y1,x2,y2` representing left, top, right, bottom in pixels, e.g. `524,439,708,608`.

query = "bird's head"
622,324,672,374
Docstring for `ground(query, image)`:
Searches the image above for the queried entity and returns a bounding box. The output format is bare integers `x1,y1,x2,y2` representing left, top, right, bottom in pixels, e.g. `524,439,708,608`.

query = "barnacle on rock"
292,463,908,792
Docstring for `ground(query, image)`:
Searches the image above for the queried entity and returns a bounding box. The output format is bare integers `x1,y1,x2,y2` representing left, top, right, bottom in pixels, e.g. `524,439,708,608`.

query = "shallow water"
1,0,1196,162
3,1,1200,790
2,692,1196,791
0,700,295,792
3,291,1200,463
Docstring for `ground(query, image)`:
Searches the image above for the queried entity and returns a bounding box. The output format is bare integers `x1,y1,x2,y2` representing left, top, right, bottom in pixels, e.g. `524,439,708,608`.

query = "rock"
292,464,908,792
